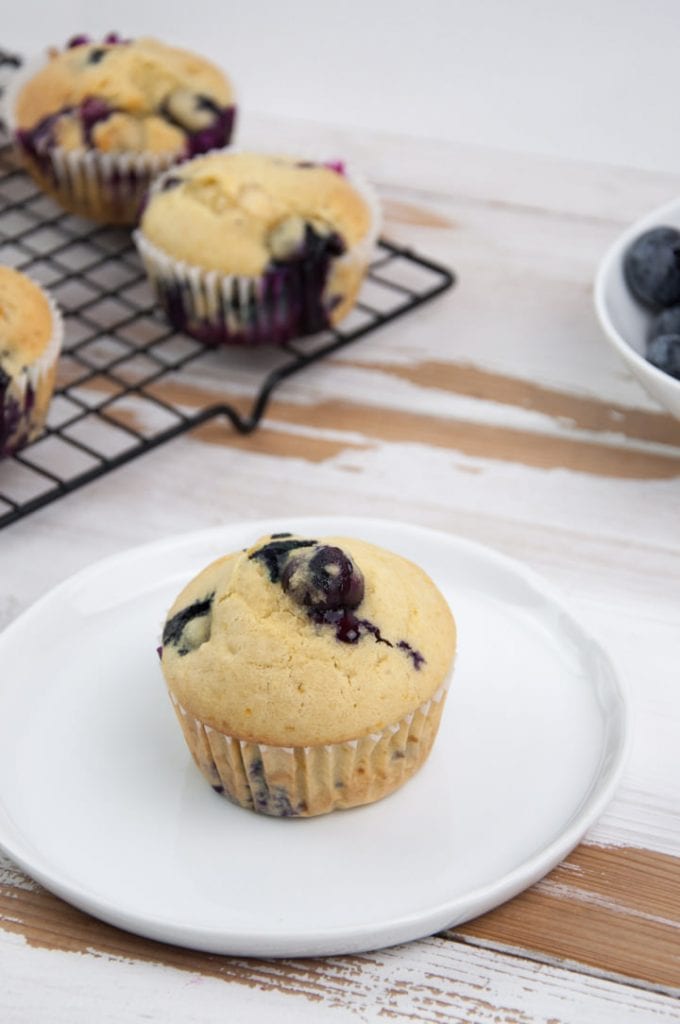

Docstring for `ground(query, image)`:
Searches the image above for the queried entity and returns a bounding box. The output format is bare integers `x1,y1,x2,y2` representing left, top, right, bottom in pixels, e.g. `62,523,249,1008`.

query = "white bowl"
594,197,680,420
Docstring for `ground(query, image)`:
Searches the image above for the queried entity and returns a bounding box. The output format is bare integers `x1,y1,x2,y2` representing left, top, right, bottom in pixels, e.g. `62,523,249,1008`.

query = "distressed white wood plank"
242,113,680,228
3,929,680,1024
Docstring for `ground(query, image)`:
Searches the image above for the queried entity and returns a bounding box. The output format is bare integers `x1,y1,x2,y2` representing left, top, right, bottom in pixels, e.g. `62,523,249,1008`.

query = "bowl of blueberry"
594,198,680,419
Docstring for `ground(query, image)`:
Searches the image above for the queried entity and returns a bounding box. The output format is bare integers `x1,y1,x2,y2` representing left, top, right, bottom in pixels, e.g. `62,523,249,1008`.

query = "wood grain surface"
1,113,679,1022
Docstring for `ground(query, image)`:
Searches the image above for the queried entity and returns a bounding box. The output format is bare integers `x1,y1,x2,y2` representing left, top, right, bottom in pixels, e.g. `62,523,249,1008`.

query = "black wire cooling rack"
0,60,455,530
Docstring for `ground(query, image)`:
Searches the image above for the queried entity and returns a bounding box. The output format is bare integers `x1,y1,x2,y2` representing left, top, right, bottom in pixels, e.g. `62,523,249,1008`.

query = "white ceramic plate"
0,517,628,957
594,196,680,419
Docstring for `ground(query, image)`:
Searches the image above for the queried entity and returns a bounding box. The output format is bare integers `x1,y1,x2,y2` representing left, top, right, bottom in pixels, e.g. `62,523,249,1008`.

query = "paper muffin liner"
133,154,382,346
4,54,236,226
167,677,450,817
19,146,182,225
1,281,63,457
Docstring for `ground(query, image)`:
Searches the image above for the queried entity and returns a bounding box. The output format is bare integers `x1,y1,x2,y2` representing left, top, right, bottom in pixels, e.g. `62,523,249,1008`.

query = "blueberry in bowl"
623,227,680,310
594,198,680,419
5,35,236,225
647,306,680,380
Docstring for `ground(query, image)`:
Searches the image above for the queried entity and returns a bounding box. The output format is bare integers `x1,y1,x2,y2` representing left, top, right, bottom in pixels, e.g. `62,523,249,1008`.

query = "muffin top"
160,534,456,746
0,267,55,375
15,35,235,157
139,152,373,275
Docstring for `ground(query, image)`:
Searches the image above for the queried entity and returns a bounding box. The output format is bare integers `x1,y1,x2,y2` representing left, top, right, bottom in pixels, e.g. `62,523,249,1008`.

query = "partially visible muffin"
159,533,456,816
0,267,63,457
11,35,236,223
135,152,380,344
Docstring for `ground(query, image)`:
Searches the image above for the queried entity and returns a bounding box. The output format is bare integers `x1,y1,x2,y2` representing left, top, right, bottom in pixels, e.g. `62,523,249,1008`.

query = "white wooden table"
1,115,679,1022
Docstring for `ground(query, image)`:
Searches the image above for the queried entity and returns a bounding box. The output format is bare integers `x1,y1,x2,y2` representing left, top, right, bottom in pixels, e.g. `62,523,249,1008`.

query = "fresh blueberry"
645,305,680,379
648,303,680,342
646,336,680,379
624,226,680,310
281,544,365,611
66,34,91,48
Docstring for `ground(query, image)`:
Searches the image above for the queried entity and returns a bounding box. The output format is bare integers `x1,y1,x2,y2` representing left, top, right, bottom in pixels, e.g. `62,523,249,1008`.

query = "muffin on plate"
158,533,456,817
134,151,380,345
9,34,236,224
0,266,63,457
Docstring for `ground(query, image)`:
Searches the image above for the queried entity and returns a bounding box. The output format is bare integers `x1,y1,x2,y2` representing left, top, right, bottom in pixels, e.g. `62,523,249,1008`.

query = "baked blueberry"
248,537,317,582
624,227,680,310
281,543,364,611
268,218,345,266
247,535,425,664
162,593,214,655
79,97,114,131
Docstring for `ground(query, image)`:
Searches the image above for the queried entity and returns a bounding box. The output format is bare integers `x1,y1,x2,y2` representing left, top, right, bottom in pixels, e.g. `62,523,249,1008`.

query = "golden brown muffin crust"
140,153,373,275
16,38,233,125
0,266,54,370
160,535,456,746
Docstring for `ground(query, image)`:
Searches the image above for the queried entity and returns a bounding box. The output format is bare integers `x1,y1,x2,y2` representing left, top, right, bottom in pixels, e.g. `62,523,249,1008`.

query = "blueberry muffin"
135,152,380,344
10,34,236,224
0,267,63,457
159,533,456,817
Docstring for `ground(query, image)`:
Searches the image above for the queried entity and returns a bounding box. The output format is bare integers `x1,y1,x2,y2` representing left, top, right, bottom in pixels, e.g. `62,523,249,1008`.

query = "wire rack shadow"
0,102,454,530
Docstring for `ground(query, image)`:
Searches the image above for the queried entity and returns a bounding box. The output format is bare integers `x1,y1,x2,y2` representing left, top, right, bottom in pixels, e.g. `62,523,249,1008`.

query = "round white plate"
0,517,628,957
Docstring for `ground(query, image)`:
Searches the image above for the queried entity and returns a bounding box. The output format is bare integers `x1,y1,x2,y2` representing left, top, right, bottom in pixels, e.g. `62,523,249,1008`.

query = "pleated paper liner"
168,677,449,817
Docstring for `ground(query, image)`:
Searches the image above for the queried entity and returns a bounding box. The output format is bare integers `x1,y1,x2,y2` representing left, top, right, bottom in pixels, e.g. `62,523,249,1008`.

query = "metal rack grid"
0,92,455,530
